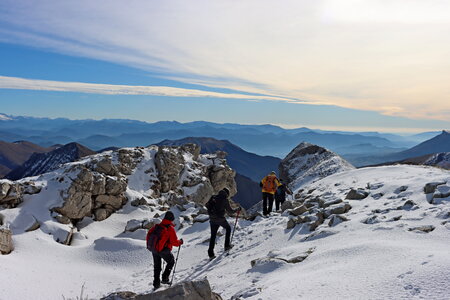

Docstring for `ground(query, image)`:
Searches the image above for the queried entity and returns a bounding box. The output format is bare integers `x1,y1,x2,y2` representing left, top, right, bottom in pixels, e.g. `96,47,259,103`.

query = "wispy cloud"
0,76,299,103
0,0,449,120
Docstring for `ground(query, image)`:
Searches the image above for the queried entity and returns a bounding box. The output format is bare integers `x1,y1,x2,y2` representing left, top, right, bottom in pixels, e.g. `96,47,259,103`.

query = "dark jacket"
207,190,236,221
275,184,292,200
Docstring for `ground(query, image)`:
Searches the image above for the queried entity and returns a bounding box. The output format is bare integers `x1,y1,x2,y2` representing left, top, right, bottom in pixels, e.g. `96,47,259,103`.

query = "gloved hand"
179,238,184,245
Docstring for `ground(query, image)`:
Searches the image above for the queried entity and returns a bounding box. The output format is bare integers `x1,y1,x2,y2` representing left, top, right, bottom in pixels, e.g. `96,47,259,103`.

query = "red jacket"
146,219,182,251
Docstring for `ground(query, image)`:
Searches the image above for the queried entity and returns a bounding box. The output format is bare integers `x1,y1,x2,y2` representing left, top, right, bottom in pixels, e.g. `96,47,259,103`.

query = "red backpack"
146,224,169,252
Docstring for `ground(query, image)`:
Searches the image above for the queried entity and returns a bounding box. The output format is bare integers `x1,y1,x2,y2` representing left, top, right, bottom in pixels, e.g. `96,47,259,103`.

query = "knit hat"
222,187,230,196
163,211,175,221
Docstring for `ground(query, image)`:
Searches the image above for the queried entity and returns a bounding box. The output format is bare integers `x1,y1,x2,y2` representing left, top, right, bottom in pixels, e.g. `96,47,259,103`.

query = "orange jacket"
260,174,281,194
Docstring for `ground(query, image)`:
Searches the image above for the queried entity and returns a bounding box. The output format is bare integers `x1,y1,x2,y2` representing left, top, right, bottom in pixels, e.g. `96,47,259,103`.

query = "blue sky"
1,0,449,133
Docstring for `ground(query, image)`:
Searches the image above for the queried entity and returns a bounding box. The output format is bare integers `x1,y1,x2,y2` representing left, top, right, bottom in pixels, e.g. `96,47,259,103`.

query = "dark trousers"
262,192,274,215
152,248,175,286
275,196,285,211
208,218,231,256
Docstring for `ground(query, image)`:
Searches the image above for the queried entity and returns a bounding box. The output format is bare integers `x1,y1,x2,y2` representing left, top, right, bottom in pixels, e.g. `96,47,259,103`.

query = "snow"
1,163,449,299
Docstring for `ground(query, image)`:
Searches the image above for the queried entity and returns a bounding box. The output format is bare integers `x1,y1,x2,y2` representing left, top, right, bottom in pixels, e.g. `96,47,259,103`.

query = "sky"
0,0,449,133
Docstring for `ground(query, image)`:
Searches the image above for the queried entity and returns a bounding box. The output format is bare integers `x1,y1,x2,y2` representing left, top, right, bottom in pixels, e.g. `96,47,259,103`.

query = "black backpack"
146,224,167,252
205,195,218,216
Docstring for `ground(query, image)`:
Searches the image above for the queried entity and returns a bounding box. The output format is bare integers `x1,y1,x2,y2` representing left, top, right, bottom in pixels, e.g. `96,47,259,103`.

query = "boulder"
324,203,352,217
95,195,126,210
424,182,446,194
54,191,92,220
22,182,42,195
125,219,143,232
394,186,408,194
289,205,308,216
309,212,324,231
188,182,215,205
0,183,23,208
94,208,110,221
134,278,222,300
408,225,435,233
346,188,369,200
117,148,142,175
286,217,297,229
105,176,127,196
131,197,148,207
433,185,450,199
207,165,237,196
328,214,348,227
0,227,13,254
322,198,343,208
92,174,106,196
181,143,201,161
95,158,119,176
193,214,209,223
281,200,295,212
25,215,40,232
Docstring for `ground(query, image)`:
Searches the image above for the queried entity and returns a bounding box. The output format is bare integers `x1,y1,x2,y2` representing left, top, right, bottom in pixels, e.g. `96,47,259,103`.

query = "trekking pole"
169,245,181,286
230,209,241,245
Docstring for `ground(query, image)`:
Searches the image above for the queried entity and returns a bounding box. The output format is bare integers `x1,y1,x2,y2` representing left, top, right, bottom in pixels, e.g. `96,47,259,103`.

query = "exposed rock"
0,181,23,208
132,278,221,300
408,225,435,233
142,219,158,230
0,213,3,226
433,185,450,199
324,203,352,217
25,216,40,232
117,148,142,175
181,143,201,161
101,291,137,300
289,205,308,216
362,215,379,224
281,200,295,212
155,146,184,193
309,212,324,231
55,227,75,245
372,193,384,200
394,186,408,194
22,182,42,195
193,214,209,223
207,164,237,196
95,195,126,210
54,191,92,220
105,176,127,196
400,200,417,210
0,227,13,254
125,219,143,232
92,174,106,196
94,209,110,221
55,215,71,225
187,181,215,205
424,182,446,194
95,158,119,176
322,198,343,208
286,217,297,229
328,214,348,227
346,188,369,200
131,198,148,207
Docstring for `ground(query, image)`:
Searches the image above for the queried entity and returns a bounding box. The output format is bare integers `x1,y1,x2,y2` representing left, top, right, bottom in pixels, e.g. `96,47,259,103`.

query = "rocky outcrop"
0,181,23,208
279,142,354,191
345,188,369,200
0,227,13,254
101,279,222,300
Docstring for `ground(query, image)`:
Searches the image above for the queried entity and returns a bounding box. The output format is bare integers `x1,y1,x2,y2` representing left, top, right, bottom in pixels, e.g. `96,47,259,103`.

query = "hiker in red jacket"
146,211,183,289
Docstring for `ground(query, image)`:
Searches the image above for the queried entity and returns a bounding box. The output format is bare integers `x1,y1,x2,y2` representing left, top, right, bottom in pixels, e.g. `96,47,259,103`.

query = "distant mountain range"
0,113,438,162
0,140,52,177
6,142,96,180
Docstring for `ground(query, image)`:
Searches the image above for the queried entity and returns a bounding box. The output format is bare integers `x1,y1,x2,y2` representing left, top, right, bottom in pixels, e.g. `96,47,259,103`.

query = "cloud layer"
0,76,297,102
0,0,449,120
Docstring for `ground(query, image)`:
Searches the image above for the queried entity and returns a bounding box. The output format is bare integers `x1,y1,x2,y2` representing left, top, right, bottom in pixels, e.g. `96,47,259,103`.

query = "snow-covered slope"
279,142,355,191
1,149,449,299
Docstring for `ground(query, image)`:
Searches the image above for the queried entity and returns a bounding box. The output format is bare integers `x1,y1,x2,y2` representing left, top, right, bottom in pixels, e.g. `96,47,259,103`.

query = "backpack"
263,176,277,193
205,195,218,216
146,224,169,252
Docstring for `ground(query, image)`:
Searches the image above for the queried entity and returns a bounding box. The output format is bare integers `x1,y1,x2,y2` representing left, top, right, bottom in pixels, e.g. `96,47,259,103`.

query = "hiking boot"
208,250,215,258
161,277,170,284
153,280,161,290
224,244,234,251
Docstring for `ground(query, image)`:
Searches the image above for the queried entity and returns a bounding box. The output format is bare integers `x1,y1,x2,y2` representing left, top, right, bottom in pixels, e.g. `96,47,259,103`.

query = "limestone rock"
424,181,446,194
0,182,23,208
0,227,13,254
94,209,110,221
125,219,143,232
281,200,294,212
324,202,352,217
408,225,435,233
95,194,126,210
95,158,119,176
289,205,308,216
207,164,237,196
105,176,127,196
92,174,106,196
135,278,221,300
131,197,148,207
346,188,369,200
328,214,348,227
22,182,42,195
155,146,184,193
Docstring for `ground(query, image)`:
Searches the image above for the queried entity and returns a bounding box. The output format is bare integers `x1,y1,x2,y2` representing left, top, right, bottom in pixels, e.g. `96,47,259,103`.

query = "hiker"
146,211,183,289
206,187,240,259
275,179,292,211
260,171,281,216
